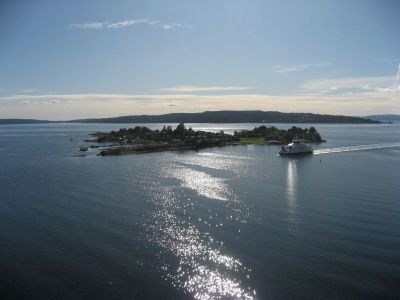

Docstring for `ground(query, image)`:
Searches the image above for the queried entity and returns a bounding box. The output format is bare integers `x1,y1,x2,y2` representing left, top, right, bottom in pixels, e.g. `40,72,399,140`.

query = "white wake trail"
314,142,400,155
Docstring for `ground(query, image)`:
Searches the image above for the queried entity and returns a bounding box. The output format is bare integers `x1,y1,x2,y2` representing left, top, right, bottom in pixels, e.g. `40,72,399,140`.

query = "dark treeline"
0,111,380,124
235,125,324,143
93,123,237,147
72,110,379,124
93,123,324,145
0,119,51,124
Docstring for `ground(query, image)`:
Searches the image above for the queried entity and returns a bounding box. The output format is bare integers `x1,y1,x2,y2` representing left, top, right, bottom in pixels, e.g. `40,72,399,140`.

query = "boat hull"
279,150,313,156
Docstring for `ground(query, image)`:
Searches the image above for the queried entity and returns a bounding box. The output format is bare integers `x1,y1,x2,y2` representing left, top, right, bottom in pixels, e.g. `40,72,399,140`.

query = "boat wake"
314,142,400,155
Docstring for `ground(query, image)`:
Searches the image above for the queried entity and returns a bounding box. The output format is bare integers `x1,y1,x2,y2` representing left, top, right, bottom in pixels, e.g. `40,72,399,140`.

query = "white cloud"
20,88,39,94
301,76,395,93
301,65,400,95
161,85,254,92
70,22,105,29
273,63,330,73
23,99,62,105
165,100,182,107
69,19,192,30
275,67,300,73
394,63,400,87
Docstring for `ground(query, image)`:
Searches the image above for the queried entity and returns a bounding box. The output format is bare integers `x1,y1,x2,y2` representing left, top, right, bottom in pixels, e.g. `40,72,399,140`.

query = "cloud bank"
2,67,399,120
273,63,330,73
69,19,192,30
1,87,398,120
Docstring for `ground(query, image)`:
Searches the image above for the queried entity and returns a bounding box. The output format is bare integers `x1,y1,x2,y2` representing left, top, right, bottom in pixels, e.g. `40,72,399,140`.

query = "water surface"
0,123,399,299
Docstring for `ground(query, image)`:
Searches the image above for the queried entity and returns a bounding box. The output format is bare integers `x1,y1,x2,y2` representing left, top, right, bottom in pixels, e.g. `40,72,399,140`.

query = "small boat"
279,139,313,156
78,145,89,152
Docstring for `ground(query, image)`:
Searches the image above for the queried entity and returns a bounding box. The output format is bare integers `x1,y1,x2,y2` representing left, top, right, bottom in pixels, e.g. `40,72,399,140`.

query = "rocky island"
87,123,325,156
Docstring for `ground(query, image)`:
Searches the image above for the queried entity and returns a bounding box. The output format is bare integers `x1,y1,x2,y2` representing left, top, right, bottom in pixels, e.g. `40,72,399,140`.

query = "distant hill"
366,114,400,122
0,111,380,124
0,119,52,125
70,110,379,124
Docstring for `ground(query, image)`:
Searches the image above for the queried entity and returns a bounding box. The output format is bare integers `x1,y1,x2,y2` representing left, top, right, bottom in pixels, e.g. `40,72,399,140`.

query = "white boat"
279,139,313,156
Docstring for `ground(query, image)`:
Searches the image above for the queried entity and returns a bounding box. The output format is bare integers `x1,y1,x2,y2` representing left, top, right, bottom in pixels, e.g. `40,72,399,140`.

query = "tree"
175,122,186,135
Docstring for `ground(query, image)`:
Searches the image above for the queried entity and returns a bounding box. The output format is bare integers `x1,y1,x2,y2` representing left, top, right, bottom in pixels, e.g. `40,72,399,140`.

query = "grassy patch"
240,137,266,145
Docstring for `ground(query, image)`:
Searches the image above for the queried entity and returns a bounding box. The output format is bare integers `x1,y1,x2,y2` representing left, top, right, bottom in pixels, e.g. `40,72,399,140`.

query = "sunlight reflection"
170,166,233,201
176,151,257,175
286,159,297,231
146,183,256,300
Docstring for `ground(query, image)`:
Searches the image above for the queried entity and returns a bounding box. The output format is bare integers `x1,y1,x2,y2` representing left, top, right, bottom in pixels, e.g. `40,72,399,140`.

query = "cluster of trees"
235,125,323,143
161,123,194,137
94,123,233,144
94,123,324,145
95,126,152,142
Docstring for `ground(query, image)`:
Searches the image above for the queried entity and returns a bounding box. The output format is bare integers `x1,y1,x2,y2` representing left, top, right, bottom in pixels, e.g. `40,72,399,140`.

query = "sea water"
0,123,399,299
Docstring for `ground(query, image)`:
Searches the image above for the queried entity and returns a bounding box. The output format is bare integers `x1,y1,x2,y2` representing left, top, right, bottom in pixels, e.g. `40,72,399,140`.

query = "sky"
0,0,399,120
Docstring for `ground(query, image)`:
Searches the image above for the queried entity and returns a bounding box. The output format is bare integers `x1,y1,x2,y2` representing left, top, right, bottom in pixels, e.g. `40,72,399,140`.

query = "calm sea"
0,123,399,300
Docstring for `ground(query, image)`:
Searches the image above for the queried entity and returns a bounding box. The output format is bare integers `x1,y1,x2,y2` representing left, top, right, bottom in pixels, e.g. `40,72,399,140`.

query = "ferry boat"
279,139,313,156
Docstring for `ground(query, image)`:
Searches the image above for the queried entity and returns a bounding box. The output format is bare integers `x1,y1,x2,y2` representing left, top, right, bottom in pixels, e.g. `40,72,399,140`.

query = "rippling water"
0,123,399,299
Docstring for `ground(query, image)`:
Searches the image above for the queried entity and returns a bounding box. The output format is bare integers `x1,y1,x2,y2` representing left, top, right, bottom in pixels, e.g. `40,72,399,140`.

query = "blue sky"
0,0,399,120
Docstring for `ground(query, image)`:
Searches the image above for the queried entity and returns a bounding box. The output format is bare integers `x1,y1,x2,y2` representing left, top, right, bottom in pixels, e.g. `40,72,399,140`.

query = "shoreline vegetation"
89,123,326,156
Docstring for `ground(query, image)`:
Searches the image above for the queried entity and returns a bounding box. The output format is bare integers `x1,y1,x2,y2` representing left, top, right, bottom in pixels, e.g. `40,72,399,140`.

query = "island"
87,123,325,156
